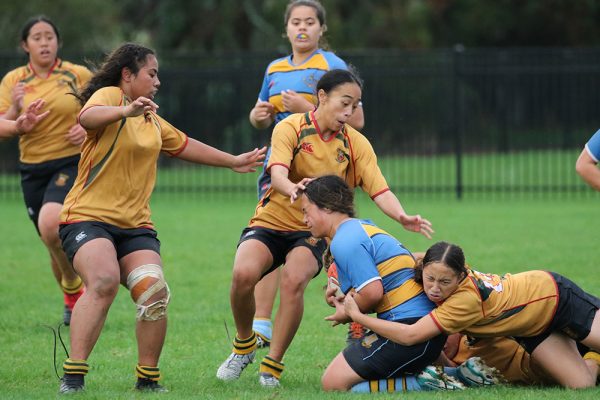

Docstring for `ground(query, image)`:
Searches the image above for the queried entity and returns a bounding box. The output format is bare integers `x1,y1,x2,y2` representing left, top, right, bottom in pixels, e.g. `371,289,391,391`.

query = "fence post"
452,44,465,200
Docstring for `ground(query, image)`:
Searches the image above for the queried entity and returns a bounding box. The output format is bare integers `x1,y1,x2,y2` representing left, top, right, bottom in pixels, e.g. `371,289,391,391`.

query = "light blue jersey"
585,129,600,162
331,219,435,321
258,49,347,123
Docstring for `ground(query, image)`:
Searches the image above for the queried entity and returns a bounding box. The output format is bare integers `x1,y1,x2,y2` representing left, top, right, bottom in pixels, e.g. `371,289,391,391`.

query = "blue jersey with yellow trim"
585,129,600,162
258,49,347,123
331,219,435,321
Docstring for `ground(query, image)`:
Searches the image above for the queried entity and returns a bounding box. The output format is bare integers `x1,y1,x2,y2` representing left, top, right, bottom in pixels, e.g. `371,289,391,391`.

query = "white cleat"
457,356,505,386
417,365,465,391
259,372,280,388
216,351,256,381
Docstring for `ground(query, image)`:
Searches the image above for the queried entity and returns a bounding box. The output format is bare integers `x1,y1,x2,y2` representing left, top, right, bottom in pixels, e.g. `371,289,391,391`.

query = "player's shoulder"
266,55,291,73
2,65,31,83
57,60,92,81
317,49,347,69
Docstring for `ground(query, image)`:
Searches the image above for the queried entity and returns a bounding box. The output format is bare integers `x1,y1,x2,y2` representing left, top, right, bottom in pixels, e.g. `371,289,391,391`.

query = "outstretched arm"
342,292,441,346
270,164,314,202
0,99,49,138
177,140,266,172
576,148,600,191
373,190,434,239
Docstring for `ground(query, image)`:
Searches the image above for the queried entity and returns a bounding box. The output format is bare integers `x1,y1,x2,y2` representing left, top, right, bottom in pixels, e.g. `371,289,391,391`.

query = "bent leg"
322,352,363,391
120,250,166,367
69,238,120,360
38,202,80,283
231,240,273,339
268,246,318,362
532,332,596,388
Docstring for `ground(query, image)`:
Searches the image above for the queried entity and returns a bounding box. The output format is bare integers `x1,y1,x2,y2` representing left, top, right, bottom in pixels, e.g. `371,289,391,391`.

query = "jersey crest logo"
305,236,319,247
361,333,379,348
335,148,347,163
55,173,70,187
300,142,314,154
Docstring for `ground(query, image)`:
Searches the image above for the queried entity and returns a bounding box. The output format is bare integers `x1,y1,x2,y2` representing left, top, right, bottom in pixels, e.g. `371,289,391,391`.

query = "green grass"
1,149,599,202
0,194,599,399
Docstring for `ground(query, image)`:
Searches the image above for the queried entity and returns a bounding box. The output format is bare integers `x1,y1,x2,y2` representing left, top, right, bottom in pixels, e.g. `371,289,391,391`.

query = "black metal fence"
1,47,599,200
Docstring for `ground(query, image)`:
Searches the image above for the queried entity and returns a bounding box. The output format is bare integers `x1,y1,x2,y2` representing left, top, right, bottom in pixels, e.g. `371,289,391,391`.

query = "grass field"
1,193,599,399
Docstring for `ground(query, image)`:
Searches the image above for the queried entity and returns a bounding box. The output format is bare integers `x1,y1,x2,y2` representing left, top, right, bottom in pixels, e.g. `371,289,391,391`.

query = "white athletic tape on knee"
126,264,170,321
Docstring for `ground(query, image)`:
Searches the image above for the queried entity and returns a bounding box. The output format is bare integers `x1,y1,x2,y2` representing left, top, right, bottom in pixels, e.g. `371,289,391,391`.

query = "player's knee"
231,266,262,291
38,218,60,247
279,273,309,297
90,274,120,299
126,264,170,321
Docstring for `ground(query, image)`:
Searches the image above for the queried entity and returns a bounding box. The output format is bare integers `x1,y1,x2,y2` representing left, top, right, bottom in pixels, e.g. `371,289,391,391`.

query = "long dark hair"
75,43,155,106
303,175,355,217
414,241,468,283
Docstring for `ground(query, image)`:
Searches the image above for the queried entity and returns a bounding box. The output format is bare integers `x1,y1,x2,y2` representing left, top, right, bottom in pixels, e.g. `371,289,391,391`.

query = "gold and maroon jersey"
0,59,92,163
430,269,558,338
450,335,553,385
60,86,188,229
249,111,389,231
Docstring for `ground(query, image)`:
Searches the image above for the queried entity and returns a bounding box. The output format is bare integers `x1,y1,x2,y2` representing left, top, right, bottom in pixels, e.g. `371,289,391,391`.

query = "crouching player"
305,175,501,392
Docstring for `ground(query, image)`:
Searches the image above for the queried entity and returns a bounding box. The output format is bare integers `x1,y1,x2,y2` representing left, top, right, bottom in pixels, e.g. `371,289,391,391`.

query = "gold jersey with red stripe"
249,111,389,231
430,269,558,338
0,59,92,163
60,86,188,229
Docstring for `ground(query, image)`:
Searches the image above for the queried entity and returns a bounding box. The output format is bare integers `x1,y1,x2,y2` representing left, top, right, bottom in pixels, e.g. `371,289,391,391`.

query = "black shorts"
238,226,328,277
19,154,80,233
343,318,447,380
516,272,600,353
59,221,160,264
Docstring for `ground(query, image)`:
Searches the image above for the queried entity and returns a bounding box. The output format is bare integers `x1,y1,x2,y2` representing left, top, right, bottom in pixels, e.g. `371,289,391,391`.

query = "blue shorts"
343,317,446,379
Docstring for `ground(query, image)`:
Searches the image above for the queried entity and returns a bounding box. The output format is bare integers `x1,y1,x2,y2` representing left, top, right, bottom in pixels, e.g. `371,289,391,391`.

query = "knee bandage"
126,264,170,321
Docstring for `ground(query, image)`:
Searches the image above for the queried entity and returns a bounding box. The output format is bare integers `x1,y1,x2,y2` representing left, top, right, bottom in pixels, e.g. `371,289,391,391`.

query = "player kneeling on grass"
56,43,265,394
301,175,501,392
342,241,600,389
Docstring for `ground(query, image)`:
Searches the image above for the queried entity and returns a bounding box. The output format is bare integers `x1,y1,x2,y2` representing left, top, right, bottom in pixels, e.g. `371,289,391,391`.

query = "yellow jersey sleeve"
345,127,389,198
267,118,299,171
154,113,188,155
430,280,483,334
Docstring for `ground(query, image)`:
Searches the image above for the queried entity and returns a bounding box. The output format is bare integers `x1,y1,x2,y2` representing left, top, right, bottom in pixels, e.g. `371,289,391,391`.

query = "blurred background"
1,0,600,200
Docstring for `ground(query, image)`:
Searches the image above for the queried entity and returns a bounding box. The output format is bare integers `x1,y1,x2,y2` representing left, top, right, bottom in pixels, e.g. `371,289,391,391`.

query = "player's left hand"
399,214,434,239
281,90,313,113
231,146,267,173
65,123,87,146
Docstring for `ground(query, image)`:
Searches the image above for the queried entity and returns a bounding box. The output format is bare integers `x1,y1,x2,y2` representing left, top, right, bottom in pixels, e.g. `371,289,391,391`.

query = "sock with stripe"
61,276,83,294
136,364,161,381
351,376,422,392
259,355,284,379
252,318,272,341
233,332,257,355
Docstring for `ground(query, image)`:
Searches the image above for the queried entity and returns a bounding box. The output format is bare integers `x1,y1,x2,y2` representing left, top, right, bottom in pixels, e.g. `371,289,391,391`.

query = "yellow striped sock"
61,276,83,294
233,332,257,355
369,380,379,392
63,358,89,375
259,356,284,379
136,364,161,381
